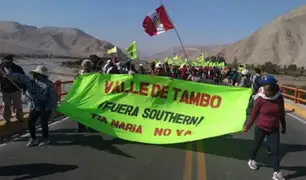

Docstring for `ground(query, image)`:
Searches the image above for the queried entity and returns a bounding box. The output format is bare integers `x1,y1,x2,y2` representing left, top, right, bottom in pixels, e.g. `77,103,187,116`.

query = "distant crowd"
82,55,263,88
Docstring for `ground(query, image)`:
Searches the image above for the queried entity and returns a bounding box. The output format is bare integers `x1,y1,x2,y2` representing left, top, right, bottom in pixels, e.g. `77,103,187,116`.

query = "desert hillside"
0,21,128,59
220,5,306,66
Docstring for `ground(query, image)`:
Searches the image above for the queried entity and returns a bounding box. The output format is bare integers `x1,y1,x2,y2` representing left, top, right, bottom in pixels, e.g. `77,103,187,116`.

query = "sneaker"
273,172,285,180
248,160,258,170
26,138,39,147
266,147,272,156
39,139,51,146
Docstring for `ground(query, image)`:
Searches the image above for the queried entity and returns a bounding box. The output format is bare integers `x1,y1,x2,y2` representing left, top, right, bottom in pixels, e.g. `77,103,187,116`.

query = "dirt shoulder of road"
285,102,306,120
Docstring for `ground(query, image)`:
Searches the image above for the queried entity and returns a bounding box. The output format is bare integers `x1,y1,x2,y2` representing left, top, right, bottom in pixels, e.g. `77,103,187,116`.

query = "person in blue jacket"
1,65,58,147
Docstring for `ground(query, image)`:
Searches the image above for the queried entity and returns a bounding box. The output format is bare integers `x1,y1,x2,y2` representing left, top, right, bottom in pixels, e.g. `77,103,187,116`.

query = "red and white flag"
142,5,174,36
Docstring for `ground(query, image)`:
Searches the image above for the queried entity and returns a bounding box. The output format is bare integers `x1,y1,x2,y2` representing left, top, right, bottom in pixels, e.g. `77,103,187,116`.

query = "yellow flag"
107,46,117,54
197,53,204,62
173,55,179,61
126,41,137,60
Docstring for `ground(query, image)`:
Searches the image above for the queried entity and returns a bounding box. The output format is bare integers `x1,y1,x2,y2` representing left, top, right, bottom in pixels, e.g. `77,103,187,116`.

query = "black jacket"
0,61,26,92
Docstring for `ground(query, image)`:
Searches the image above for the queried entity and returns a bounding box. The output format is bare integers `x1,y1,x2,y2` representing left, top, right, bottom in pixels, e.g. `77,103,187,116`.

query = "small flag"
173,55,179,61
142,5,174,36
197,53,204,62
107,46,117,54
126,41,138,60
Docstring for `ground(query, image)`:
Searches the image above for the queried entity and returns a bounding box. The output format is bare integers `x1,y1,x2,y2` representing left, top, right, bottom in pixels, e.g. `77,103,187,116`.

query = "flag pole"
115,46,119,61
160,2,189,62
136,44,140,70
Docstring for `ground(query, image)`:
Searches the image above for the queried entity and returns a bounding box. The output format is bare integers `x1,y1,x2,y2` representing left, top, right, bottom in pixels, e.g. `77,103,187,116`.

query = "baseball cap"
258,74,278,85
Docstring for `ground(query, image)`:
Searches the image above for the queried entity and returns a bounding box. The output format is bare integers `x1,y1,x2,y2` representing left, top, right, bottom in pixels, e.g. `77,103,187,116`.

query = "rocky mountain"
220,5,306,66
149,45,227,60
0,21,128,59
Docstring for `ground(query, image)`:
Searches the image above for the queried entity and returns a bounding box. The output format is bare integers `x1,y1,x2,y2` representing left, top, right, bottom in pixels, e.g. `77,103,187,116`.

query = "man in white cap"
1,65,58,147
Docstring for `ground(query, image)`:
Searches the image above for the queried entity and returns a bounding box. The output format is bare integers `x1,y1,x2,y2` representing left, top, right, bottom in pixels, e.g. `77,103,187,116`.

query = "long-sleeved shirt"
8,73,58,111
245,95,286,132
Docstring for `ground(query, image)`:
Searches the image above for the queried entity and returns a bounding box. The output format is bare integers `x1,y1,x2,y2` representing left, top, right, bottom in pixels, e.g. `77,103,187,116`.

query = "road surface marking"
287,113,306,124
197,141,207,180
0,116,69,148
183,142,193,180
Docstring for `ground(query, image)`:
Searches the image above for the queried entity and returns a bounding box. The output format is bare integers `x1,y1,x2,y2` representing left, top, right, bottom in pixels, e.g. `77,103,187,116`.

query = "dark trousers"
232,79,237,86
28,110,52,139
250,126,280,172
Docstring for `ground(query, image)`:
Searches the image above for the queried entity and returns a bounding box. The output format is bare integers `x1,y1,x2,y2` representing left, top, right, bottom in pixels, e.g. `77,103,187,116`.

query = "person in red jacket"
243,75,286,180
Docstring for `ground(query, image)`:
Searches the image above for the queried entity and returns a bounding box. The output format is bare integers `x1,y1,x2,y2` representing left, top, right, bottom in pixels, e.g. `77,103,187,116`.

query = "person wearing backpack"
250,68,262,93
247,68,263,113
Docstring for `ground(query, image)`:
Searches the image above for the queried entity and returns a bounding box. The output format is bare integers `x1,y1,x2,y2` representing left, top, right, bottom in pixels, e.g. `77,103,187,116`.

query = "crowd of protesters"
0,54,287,180
71,56,288,180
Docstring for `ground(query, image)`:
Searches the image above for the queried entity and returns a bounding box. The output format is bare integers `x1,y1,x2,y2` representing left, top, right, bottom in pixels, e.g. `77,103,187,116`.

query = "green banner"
57,73,252,144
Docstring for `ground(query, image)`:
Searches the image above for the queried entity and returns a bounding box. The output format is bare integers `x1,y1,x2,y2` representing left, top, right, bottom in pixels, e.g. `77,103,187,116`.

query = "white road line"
0,116,70,148
287,113,306,125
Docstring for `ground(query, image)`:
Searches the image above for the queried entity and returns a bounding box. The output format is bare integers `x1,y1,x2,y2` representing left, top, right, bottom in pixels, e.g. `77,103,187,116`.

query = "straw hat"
29,65,49,77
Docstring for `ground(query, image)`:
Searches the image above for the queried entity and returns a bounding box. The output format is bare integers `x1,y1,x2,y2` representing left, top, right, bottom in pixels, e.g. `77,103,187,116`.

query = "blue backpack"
251,74,262,93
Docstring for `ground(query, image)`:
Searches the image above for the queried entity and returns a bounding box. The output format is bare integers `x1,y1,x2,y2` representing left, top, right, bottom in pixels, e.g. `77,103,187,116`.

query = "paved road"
0,114,305,180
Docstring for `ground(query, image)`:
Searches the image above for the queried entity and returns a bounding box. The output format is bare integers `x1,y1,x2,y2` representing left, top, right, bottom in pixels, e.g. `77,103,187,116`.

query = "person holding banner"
1,65,58,147
76,59,95,132
243,75,286,180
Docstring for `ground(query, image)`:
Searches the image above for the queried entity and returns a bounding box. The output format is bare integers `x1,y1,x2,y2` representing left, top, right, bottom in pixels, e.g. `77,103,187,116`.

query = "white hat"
241,69,249,75
155,63,162,68
81,59,93,67
139,64,143,67
29,65,49,77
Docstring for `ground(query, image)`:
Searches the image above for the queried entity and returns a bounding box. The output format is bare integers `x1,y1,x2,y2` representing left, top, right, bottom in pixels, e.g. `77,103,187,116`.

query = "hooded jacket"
245,87,286,132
